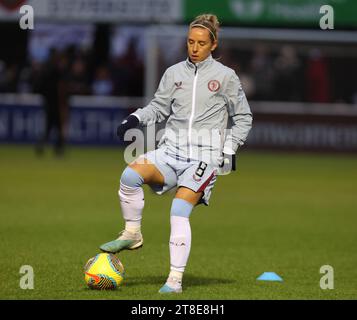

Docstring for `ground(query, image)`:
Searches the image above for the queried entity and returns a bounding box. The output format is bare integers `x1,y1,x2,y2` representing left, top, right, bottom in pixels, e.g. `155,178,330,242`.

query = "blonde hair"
189,14,220,43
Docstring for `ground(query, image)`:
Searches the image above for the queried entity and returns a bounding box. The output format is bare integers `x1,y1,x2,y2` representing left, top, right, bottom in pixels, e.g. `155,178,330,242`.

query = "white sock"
169,270,183,281
169,215,191,274
119,182,144,233
125,221,141,234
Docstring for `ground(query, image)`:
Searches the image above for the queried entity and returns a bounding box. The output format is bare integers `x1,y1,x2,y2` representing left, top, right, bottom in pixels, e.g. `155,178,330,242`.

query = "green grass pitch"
0,145,356,300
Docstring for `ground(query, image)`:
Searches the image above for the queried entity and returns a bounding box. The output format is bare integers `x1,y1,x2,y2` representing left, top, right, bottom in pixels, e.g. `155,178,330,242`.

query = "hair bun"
204,14,220,29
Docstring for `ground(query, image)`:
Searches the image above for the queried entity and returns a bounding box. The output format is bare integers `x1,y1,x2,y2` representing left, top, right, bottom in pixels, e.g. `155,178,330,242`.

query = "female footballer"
100,14,253,293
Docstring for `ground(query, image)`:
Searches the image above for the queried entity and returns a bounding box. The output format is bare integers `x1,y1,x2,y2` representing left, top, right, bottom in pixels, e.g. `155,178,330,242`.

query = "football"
84,253,125,290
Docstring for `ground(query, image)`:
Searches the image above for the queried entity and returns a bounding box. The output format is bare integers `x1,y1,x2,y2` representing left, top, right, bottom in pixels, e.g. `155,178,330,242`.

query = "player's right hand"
116,115,139,138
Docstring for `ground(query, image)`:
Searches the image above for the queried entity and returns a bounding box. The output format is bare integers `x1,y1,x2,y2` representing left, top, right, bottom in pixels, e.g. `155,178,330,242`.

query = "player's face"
187,27,217,64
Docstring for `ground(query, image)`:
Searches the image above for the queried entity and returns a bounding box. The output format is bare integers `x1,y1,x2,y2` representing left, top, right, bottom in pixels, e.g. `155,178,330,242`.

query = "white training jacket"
132,54,253,167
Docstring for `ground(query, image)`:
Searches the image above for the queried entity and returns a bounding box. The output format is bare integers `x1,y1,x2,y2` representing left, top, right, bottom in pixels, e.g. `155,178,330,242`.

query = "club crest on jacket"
208,80,220,92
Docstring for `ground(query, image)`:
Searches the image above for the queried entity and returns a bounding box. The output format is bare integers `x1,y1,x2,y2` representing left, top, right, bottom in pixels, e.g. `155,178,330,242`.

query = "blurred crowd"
0,40,356,104
220,44,357,104
0,41,144,98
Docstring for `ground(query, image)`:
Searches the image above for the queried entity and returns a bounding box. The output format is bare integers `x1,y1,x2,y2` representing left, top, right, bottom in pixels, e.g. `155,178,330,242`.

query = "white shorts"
142,147,218,206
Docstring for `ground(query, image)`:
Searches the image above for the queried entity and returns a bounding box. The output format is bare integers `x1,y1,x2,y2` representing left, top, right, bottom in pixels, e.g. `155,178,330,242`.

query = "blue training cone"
257,272,283,282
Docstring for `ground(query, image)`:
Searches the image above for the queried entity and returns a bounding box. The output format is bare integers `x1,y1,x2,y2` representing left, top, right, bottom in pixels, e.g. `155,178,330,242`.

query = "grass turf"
0,145,356,300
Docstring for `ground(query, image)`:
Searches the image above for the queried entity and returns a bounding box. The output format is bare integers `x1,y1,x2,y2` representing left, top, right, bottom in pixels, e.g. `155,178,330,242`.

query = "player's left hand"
218,153,236,175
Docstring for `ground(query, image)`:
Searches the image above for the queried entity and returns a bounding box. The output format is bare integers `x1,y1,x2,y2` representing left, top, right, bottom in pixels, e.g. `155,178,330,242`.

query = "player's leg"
99,158,164,253
175,187,203,205
159,162,217,293
35,102,52,155
120,158,165,233
159,187,202,293
54,108,64,156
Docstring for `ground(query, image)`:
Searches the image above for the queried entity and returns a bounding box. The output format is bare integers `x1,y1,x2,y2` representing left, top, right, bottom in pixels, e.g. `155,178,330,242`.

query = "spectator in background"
67,58,90,95
0,60,7,92
111,38,144,96
0,62,18,93
249,45,275,100
17,64,32,93
221,47,255,99
17,60,44,94
92,65,113,96
35,49,69,157
111,57,130,96
273,45,303,101
353,90,357,105
305,48,331,103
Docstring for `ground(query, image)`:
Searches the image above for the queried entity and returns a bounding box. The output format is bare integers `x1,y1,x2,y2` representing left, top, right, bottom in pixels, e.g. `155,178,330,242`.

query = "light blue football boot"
158,277,183,294
99,230,143,254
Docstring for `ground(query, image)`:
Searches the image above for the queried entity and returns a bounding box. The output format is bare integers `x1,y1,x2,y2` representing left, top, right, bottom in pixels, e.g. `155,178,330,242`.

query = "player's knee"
170,198,194,218
119,167,145,210
120,167,144,188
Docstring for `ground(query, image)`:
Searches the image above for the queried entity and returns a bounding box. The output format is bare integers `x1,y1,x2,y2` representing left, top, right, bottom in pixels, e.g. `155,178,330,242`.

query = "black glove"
117,115,139,139
218,153,236,175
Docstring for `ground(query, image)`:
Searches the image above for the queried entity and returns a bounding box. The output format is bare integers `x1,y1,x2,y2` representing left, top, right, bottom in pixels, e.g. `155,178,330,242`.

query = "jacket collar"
186,54,214,72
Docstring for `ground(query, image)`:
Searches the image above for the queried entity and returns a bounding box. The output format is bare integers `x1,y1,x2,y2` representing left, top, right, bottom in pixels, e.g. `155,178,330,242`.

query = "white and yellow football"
84,253,125,290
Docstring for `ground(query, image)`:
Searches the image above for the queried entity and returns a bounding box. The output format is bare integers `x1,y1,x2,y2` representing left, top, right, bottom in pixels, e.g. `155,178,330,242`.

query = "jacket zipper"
188,65,198,159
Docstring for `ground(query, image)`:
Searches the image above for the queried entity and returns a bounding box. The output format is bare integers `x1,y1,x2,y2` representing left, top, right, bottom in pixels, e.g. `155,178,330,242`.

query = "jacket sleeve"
223,71,253,154
131,69,173,126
